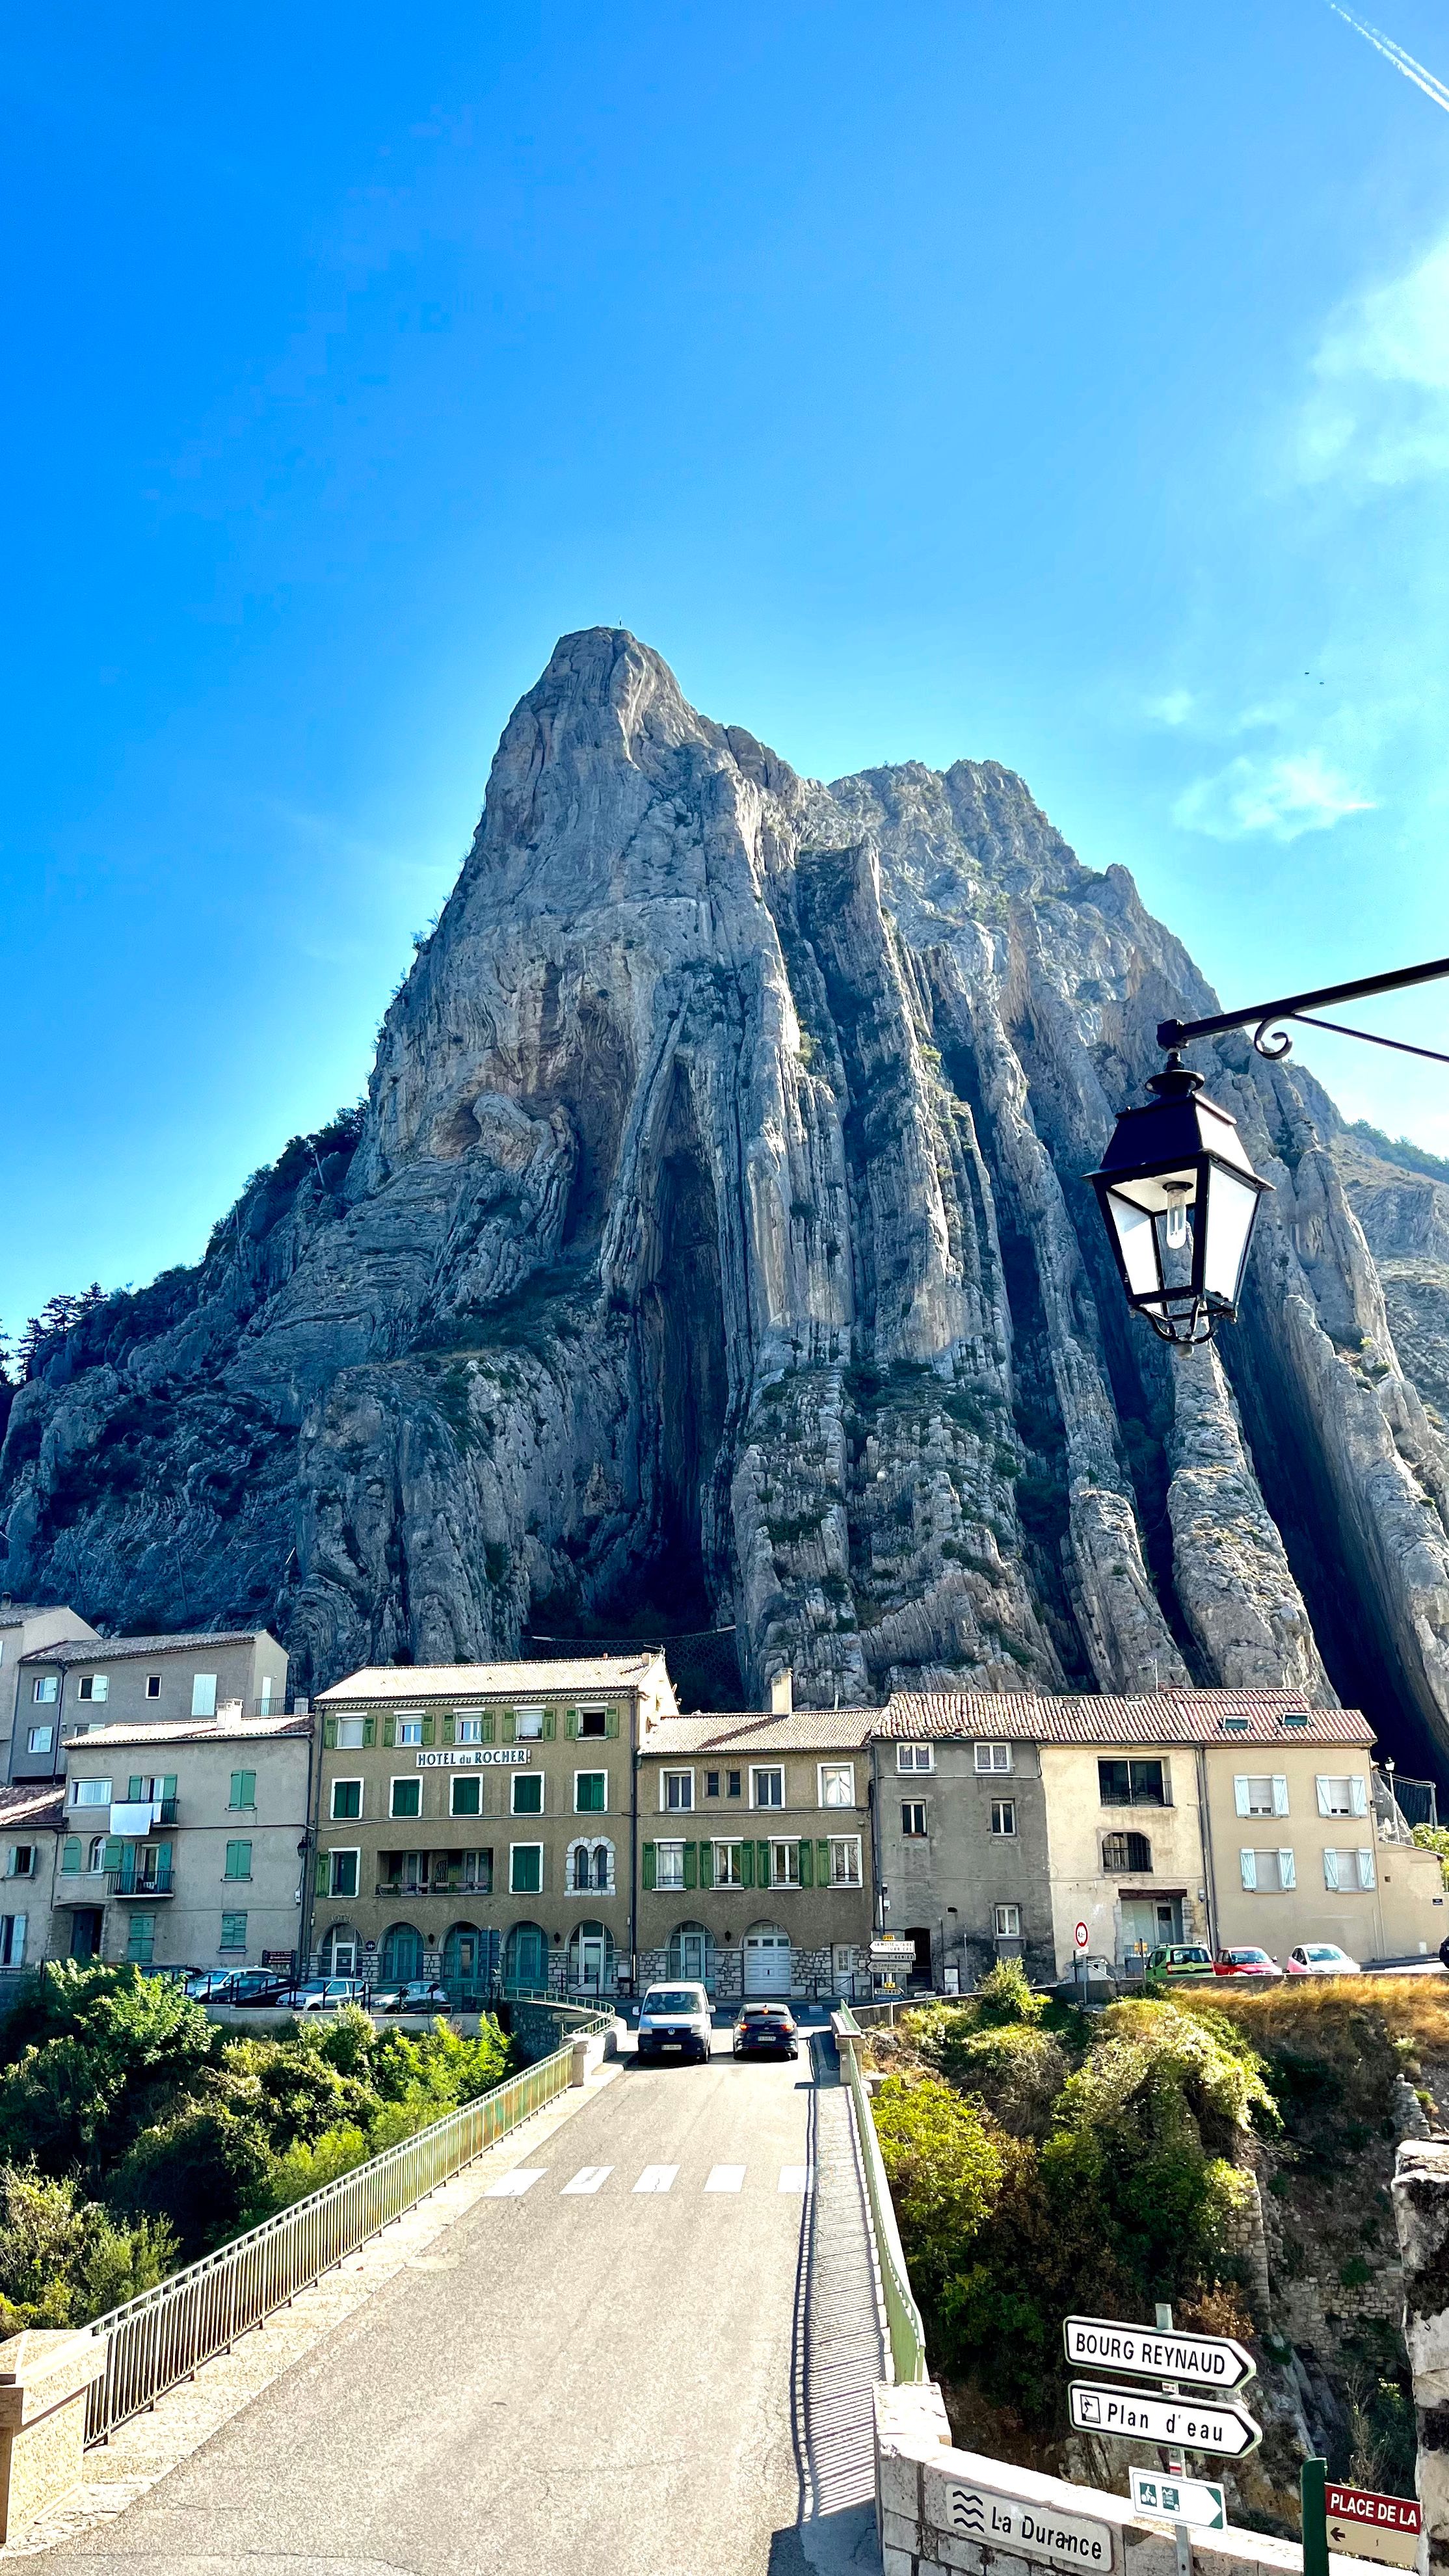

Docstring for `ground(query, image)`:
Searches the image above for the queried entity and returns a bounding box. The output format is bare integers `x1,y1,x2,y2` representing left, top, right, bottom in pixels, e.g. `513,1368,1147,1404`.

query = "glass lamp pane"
1108,1191,1162,1297
1201,1162,1261,1305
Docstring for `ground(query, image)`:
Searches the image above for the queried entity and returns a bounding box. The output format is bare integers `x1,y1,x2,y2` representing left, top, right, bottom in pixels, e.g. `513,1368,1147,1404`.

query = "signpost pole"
1156,2302,1193,2576
1302,2458,1331,2576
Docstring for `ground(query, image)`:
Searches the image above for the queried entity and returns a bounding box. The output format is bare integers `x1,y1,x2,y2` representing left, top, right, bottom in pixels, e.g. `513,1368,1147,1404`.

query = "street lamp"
1089,951,1449,1349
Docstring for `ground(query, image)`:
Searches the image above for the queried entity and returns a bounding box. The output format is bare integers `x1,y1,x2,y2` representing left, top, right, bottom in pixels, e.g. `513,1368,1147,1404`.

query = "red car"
1214,1946,1283,1980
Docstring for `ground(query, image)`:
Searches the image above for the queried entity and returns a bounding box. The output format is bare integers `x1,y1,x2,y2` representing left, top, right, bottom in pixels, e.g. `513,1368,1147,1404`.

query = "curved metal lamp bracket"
1252,1016,1296,1062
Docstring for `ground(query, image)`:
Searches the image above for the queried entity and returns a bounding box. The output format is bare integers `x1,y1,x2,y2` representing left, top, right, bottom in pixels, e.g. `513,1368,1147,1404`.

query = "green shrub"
871,2075,1005,2300
0,2163,176,2333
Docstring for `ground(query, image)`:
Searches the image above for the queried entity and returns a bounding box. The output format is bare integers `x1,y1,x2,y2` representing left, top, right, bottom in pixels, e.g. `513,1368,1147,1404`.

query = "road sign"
1075,1922,1090,1950
1130,2471,1225,2532
939,2476,1114,2569
1068,2382,1260,2458
1325,2485,1422,2569
1064,2317,1256,2391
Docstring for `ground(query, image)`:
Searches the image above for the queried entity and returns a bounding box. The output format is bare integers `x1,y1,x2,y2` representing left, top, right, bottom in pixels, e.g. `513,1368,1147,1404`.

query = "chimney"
770,1669,793,1717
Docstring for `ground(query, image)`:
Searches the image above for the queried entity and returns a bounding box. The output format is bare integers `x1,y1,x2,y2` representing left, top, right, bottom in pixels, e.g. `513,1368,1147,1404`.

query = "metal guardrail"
832,2004,928,2387
83,2002,613,2445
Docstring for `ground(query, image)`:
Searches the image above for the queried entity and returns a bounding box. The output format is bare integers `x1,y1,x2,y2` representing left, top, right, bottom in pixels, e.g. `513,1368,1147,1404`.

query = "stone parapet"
0,2328,109,2544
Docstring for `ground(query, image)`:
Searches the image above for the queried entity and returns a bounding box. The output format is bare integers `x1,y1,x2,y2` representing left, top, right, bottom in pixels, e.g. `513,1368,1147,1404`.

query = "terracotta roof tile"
878,1688,1374,1748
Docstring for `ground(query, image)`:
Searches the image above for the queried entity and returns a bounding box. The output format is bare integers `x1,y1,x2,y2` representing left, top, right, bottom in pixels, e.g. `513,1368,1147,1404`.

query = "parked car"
1147,1943,1216,1981
379,1980,452,2015
1214,1947,1283,1980
732,2004,799,2059
228,1971,295,2006
1286,1943,1360,1976
295,1977,367,2010
636,1982,712,2064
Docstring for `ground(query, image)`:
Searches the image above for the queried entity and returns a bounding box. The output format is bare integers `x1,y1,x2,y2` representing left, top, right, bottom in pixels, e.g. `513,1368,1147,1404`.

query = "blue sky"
5,1,1449,1331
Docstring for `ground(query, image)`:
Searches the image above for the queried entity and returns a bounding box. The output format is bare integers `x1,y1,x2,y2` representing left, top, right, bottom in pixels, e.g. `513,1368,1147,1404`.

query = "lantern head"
1087,1055,1271,1346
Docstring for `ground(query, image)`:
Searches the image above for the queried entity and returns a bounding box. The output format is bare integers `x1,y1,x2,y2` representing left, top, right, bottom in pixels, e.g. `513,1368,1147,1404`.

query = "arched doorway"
322,1924,361,1976
567,1921,614,1993
743,1922,791,1997
380,1922,423,1984
668,1921,710,1983
504,1921,547,1991
443,1923,485,1987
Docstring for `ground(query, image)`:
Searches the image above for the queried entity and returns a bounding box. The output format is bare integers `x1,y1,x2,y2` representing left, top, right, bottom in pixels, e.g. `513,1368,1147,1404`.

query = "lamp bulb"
1164,1196,1189,1250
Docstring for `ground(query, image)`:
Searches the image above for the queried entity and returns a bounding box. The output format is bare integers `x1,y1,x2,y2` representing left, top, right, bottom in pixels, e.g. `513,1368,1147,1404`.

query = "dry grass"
1202,1974,1449,2056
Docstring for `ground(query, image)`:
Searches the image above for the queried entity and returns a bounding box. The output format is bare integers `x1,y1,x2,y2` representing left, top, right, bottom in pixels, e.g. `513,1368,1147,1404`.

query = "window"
1102,1831,1152,1871
455,1715,483,1744
126,1913,155,1965
1316,1775,1368,1819
575,1772,606,1813
329,1850,360,1899
829,1837,862,1887
390,1779,421,1819
510,1844,543,1895
146,1675,161,1699
901,1801,927,1838
512,1774,544,1816
1234,1776,1288,1819
26,1727,54,1755
451,1776,482,1818
72,1778,112,1807
191,1673,218,1718
1239,1848,1296,1892
994,1904,1022,1939
33,1677,58,1704
714,1842,745,1887
220,1912,247,1951
1324,1847,1376,1892
462,1851,492,1893
705,1771,721,1798
656,1841,687,1891
397,1718,423,1747
88,1835,106,1874
990,1801,1017,1838
1098,1759,1167,1807
514,1707,545,1740
332,1779,362,1820
897,1745,934,1773
224,1840,252,1880
819,1764,855,1807
5,1846,35,1878
727,1770,742,1798
974,1742,1011,1773
228,1770,256,1811
77,1675,109,1703
770,1839,800,1887
752,1768,784,1809
663,1771,694,1813
336,1717,365,1749
577,1704,608,1738
0,1917,26,1967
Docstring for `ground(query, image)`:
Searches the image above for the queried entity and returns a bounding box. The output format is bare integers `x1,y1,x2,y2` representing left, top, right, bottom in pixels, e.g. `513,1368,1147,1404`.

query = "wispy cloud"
1298,231,1449,486
1172,752,1376,842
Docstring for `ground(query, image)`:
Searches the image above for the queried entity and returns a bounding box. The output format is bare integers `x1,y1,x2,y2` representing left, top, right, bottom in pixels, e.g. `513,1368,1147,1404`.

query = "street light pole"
1156,952,1449,1069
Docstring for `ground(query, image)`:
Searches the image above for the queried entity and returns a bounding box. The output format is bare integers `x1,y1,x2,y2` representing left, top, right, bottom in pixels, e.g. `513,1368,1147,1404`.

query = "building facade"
870,1723,1056,1990
1,1602,100,1778
637,1710,875,2000
57,1712,312,1971
0,1781,66,1982
310,1655,678,1993
1204,1722,1445,1961
14,1628,290,1785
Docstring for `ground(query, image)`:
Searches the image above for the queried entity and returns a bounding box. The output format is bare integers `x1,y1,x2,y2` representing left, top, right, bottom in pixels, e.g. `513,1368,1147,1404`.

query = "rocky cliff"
5,630,1449,1753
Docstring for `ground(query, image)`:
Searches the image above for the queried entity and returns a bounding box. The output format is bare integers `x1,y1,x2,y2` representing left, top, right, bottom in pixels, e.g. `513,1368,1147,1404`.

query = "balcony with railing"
106,1866,175,1898
375,1869,493,1900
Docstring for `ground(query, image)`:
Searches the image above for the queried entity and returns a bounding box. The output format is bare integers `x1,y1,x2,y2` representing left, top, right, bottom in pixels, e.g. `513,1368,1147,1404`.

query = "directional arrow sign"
1129,2470,1225,2532
1325,2484,1422,2569
1064,2317,1256,2391
1069,2382,1260,2458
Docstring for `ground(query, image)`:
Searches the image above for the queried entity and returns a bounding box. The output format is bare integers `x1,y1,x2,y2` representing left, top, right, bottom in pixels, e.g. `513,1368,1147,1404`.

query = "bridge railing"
832,2002,928,2387
82,2002,615,2447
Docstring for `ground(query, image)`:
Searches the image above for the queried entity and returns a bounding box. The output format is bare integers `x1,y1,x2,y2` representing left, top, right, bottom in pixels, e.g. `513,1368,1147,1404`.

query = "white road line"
704,2164,746,2193
632,2164,679,2194
561,2165,613,2195
485,2168,547,2198
778,2165,812,2192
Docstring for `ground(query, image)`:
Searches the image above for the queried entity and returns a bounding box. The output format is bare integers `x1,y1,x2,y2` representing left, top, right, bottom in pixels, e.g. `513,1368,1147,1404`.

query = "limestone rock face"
4,631,1448,1753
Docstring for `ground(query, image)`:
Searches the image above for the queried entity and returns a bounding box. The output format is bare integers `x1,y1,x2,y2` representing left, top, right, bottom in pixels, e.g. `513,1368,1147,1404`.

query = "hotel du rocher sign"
415,1747,531,1768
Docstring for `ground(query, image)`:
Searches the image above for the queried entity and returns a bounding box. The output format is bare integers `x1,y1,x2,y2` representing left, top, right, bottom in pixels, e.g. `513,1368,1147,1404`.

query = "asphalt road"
44,2028,880,2576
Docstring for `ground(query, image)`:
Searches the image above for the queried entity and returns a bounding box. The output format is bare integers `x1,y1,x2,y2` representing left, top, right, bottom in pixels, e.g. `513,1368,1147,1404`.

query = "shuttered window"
229,1771,256,1811
224,1840,252,1879
1234,1777,1288,1817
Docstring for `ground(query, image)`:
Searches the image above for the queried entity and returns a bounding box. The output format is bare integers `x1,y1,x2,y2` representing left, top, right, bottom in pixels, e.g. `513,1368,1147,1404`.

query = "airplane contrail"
1327,3,1449,113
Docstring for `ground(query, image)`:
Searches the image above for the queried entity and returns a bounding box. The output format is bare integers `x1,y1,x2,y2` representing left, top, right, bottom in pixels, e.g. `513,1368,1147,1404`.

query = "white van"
636,1982,712,2064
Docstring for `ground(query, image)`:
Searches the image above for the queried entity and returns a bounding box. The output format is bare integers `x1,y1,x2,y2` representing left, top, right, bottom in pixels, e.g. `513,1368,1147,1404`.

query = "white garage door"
743,1926,791,1997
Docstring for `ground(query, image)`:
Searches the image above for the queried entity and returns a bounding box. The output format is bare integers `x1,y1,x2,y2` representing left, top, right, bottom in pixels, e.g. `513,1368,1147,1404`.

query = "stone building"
12,1627,290,1785
636,1705,875,2000
309,1654,677,1993
1,1600,100,1778
870,1711,1057,1991
0,1779,66,1982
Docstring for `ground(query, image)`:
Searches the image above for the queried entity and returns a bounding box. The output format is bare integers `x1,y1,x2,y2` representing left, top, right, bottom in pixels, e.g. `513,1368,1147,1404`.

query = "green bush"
0,2164,176,2333
871,2075,1005,2300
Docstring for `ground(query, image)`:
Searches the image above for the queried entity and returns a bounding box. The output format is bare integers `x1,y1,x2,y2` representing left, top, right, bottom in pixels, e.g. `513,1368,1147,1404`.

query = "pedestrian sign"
1129,2470,1225,2532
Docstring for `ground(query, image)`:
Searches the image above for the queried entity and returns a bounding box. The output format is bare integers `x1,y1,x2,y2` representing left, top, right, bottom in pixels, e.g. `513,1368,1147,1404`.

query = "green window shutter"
741,1840,754,1889
128,1775,145,1801
501,1710,516,1744
698,1840,714,1891
481,1712,496,1742
315,1853,328,1894
818,1838,831,1885
323,1716,338,1748
542,1709,556,1740
799,1837,814,1888
442,1712,455,1745
683,1841,698,1890
643,1841,656,1892
421,1714,436,1746
605,1706,619,1739
161,1774,177,1799
103,1838,123,1871
362,1716,376,1747
61,1837,81,1874
155,1840,173,1870
383,1715,396,1748
757,1840,771,1888
565,1708,578,1739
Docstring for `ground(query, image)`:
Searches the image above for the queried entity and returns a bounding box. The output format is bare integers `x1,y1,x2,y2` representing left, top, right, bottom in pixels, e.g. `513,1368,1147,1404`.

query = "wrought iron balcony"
107,1867,174,1898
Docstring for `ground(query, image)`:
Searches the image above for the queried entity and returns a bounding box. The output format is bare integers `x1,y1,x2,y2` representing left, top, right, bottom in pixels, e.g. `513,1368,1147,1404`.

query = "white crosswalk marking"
704,2164,746,2193
485,2167,547,2198
778,2165,811,2193
561,2165,613,2195
632,2164,679,2194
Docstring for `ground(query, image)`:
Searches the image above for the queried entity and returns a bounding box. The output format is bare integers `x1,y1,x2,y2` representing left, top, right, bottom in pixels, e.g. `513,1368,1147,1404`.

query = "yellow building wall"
1203,1745,1446,1963
1040,1744,1210,1977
